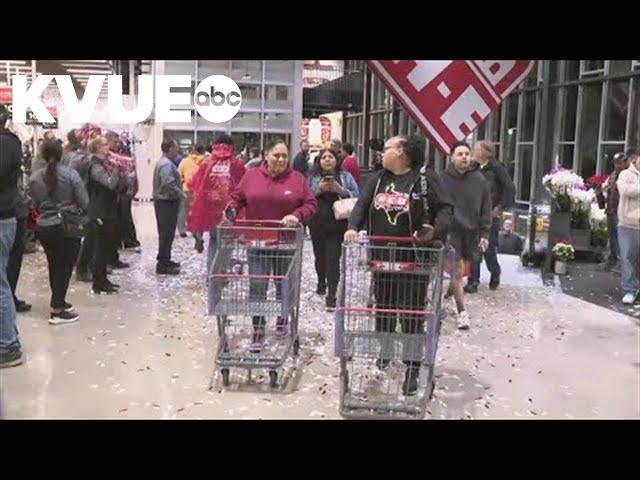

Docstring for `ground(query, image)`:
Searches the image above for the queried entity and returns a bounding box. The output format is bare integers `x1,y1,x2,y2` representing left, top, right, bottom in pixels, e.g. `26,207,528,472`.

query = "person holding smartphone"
308,148,359,311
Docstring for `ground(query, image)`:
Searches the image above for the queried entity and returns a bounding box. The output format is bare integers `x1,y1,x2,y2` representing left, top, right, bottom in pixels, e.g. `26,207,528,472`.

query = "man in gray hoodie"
440,141,492,330
153,140,184,275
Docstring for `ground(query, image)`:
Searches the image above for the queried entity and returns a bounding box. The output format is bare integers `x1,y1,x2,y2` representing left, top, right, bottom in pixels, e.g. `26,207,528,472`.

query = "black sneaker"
489,275,500,291
92,284,119,294
0,347,25,369
326,296,336,312
464,282,478,294
376,358,390,370
156,265,180,275
110,260,130,269
179,232,187,238
106,280,120,289
316,284,327,295
195,238,204,253
76,271,93,282
49,310,80,325
402,366,420,396
168,260,181,268
15,300,32,313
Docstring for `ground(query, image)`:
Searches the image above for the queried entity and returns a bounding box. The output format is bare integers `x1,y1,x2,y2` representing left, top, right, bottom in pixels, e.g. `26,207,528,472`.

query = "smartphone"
321,176,335,182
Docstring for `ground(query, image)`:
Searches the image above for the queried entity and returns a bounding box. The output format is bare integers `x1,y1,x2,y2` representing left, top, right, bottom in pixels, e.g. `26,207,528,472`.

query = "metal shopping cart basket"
208,220,304,388
335,235,446,419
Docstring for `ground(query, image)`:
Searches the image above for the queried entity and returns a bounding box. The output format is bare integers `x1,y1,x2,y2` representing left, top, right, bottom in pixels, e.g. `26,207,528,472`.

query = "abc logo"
194,75,242,123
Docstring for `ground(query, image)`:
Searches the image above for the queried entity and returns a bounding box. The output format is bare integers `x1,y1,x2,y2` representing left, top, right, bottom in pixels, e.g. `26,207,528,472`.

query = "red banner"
0,86,12,104
367,60,536,154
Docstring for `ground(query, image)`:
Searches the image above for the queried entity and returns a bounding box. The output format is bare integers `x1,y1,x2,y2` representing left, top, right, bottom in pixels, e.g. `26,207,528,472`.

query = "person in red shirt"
341,143,361,184
226,139,317,352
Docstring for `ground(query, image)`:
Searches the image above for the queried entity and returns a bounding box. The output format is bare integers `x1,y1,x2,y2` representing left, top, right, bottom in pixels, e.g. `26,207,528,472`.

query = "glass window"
491,108,502,143
603,80,630,141
263,112,292,131
600,144,626,175
565,60,580,81
231,112,261,131
560,87,578,141
577,84,602,179
164,61,195,76
630,78,639,147
548,61,560,84
264,61,294,84
476,117,487,139
198,60,229,79
264,85,293,109
517,145,533,202
582,60,605,74
520,91,537,142
558,144,574,169
231,61,262,83
609,60,632,75
523,68,537,88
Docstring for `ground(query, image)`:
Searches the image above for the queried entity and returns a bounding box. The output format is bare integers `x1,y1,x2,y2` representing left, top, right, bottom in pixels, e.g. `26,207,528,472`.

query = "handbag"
333,197,357,220
58,206,89,238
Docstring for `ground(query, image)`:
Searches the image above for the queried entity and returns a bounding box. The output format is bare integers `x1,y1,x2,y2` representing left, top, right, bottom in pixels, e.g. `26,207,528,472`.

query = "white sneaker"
457,311,470,330
622,292,637,305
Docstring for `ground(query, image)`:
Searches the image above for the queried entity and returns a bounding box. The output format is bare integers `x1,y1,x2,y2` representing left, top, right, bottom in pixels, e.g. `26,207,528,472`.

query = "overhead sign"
366,60,536,154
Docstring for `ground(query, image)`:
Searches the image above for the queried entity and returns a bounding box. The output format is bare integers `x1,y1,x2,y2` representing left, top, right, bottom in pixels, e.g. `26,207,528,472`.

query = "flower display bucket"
554,260,568,275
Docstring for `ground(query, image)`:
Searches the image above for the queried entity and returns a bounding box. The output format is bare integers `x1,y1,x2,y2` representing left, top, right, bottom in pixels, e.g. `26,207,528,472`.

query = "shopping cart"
208,220,304,388
335,235,446,419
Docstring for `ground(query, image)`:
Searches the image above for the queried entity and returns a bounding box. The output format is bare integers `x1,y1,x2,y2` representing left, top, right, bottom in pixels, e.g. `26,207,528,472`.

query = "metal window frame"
626,76,638,150
580,60,606,76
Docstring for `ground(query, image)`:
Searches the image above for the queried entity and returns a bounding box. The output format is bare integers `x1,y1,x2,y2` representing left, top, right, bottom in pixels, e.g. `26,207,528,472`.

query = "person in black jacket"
292,140,310,177
345,135,453,396
441,141,492,330
466,141,515,293
0,104,25,369
86,137,123,294
308,148,359,311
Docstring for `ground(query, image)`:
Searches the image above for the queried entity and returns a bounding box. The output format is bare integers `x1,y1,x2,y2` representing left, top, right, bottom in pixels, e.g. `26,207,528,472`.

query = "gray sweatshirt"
153,156,183,201
29,164,89,228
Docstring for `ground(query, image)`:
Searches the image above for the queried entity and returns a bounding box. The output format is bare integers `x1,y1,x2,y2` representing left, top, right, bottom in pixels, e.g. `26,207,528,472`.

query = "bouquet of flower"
569,188,596,228
542,167,585,212
589,203,608,248
586,174,608,189
552,241,575,262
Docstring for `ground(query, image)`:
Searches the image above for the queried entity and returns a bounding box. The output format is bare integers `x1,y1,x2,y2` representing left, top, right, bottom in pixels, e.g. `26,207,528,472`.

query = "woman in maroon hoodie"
226,139,317,352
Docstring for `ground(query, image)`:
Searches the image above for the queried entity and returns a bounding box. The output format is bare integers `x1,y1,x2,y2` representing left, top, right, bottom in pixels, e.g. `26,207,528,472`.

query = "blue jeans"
607,214,620,265
618,226,640,295
470,217,501,284
0,218,20,353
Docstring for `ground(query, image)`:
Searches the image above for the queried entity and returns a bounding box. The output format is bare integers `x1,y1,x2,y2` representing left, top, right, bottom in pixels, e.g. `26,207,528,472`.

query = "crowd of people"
2,98,638,378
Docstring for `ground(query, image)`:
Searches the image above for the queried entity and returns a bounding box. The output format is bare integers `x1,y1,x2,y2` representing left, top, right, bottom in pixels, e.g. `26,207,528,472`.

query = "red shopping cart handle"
365,235,421,243
230,219,300,227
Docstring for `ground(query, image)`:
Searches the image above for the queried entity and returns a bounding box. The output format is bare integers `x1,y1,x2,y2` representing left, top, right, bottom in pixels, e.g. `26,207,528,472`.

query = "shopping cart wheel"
293,338,300,356
269,370,278,388
221,368,230,387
